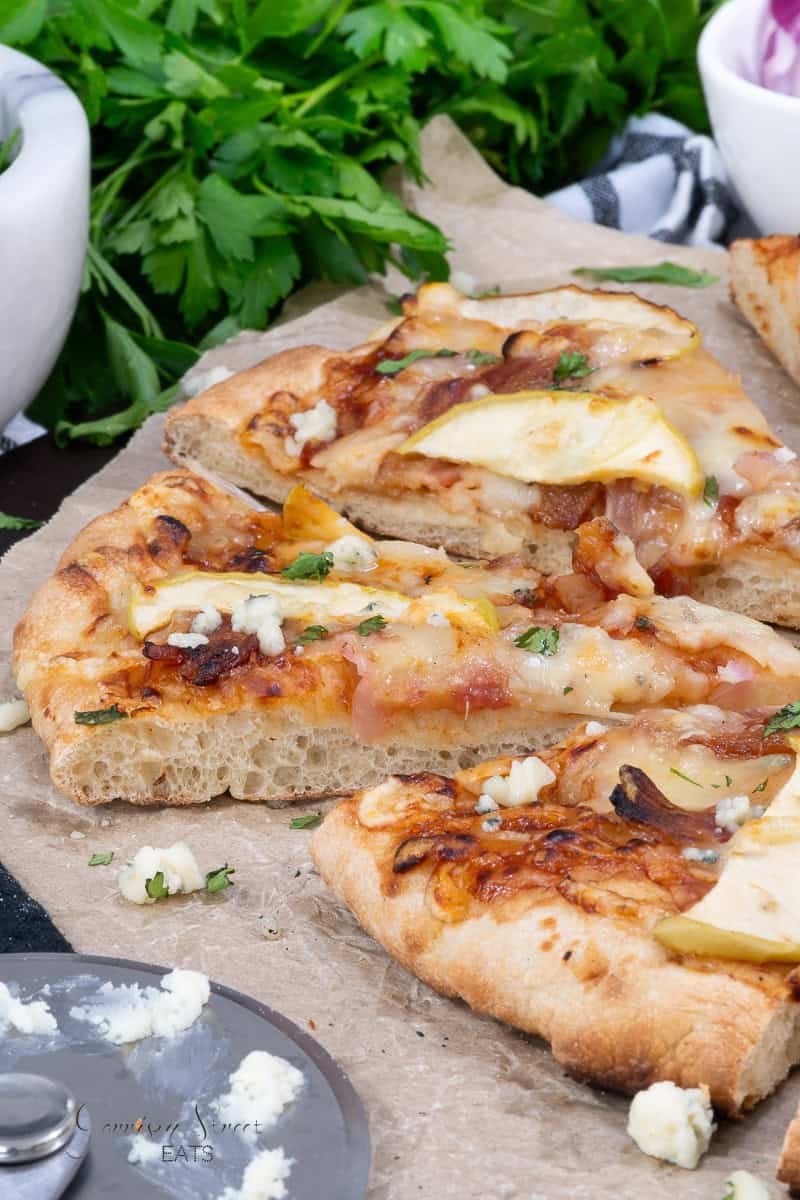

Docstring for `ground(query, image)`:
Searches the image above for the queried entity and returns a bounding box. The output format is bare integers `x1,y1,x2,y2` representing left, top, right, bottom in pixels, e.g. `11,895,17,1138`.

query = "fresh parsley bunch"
0,0,714,445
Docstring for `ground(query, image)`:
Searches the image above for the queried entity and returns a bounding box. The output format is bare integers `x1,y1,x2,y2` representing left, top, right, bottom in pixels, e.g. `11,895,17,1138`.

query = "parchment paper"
3,117,800,1199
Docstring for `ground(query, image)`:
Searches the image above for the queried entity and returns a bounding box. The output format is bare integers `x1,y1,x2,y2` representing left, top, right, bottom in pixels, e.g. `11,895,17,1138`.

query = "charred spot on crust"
395,772,456,796
227,547,274,573
544,828,579,844
393,831,476,874
154,514,191,548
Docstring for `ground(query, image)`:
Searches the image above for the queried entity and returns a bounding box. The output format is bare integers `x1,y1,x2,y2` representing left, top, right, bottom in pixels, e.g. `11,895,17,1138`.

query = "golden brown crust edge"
730,235,800,387
311,796,800,1116
778,1101,800,1190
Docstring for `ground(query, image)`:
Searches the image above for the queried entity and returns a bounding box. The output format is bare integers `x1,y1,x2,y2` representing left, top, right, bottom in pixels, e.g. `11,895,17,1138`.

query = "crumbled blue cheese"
118,841,205,905
0,697,30,733
627,1081,715,1169
231,594,285,657
167,631,209,650
682,847,720,865
584,721,607,737
722,1170,770,1199
0,981,58,1035
219,1147,293,1200
715,794,764,834
482,816,502,832
475,794,498,815
212,1050,304,1142
70,969,209,1044
191,605,222,636
284,399,337,456
481,756,556,807
775,446,797,464
326,534,378,572
426,611,450,628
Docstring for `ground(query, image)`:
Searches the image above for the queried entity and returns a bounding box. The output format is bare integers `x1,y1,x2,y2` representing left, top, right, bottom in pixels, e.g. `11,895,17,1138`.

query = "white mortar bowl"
0,45,89,430
699,0,800,235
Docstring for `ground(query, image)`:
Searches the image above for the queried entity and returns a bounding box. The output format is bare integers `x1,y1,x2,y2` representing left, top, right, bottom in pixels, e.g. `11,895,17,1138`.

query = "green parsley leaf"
145,871,169,900
297,624,328,645
514,626,559,656
206,864,235,893
385,295,404,315
765,702,800,737
375,348,458,375
74,704,128,725
562,685,573,695
574,263,720,289
466,349,501,366
753,779,768,794
0,127,20,175
670,766,702,787
0,510,43,530
290,812,323,830
725,775,733,787
88,851,114,867
703,475,719,507
282,551,334,581
357,614,387,636
553,350,596,385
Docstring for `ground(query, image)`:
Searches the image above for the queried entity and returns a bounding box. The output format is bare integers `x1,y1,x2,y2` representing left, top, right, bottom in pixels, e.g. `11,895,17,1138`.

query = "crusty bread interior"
730,235,800,388
53,707,586,807
166,410,800,627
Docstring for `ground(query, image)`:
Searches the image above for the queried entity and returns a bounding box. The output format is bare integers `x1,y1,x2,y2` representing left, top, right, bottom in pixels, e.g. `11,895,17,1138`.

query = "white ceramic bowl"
0,45,89,432
699,0,800,235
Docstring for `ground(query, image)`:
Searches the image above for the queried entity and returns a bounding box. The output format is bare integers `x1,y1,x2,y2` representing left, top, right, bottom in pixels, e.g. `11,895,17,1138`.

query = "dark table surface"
2,432,118,952
0,433,119,556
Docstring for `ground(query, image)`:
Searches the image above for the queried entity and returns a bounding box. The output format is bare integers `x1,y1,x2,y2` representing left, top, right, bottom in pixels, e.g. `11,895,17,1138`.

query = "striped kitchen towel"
546,112,752,248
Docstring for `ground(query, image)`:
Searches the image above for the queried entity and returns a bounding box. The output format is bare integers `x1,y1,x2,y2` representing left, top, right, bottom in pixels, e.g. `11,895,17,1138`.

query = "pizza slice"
730,234,800,389
164,282,800,627
14,470,800,807
311,705,800,1124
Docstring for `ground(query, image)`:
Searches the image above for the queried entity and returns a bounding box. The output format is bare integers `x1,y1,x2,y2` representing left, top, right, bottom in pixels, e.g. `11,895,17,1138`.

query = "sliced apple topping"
398,390,703,498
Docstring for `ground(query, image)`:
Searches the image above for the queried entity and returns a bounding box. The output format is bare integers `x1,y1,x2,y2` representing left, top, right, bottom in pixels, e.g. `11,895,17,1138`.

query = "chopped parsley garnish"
725,774,733,787
145,871,169,900
765,702,800,737
0,510,43,530
514,626,559,656
74,704,128,725
574,263,720,288
88,852,114,867
206,864,235,893
563,686,573,695
465,348,501,366
375,348,458,375
553,350,595,385
297,624,328,645
753,779,768,794
282,551,334,581
669,767,702,787
357,614,387,636
290,813,323,830
385,295,404,315
703,475,719,507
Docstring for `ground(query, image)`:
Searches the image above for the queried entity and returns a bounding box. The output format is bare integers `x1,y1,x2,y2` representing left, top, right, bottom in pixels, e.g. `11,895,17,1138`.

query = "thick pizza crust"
730,235,800,388
12,468,587,807
312,796,800,1115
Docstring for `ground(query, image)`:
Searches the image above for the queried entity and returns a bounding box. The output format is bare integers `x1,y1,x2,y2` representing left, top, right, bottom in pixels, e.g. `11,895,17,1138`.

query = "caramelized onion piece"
609,765,723,841
393,832,476,874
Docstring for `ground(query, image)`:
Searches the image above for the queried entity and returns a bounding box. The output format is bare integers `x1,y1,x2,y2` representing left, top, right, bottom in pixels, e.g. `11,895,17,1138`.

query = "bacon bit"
609,765,725,841
535,482,604,530
573,516,654,598
180,634,258,687
549,570,607,613
143,640,187,665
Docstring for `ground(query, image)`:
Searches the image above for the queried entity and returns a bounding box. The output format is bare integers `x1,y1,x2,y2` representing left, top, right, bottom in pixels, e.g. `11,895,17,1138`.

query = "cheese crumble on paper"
627,1080,715,1169
0,697,30,733
70,968,209,1044
118,841,204,904
212,1050,304,1142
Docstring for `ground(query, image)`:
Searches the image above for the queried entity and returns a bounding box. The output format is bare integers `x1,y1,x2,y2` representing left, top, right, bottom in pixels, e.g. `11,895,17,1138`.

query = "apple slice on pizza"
165,282,800,626
312,704,800,1122
14,470,800,807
